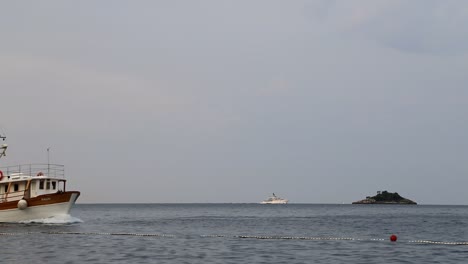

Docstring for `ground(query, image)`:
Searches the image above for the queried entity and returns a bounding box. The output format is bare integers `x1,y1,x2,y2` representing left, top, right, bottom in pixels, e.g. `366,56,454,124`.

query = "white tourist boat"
0,133,80,222
260,193,288,204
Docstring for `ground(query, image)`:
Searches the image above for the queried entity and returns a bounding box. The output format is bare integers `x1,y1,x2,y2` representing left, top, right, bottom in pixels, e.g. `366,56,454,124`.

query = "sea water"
1,204,467,263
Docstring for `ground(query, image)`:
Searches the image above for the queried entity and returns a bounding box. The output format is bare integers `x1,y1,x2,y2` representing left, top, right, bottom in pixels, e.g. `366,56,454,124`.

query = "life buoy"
37,172,44,176
0,170,3,180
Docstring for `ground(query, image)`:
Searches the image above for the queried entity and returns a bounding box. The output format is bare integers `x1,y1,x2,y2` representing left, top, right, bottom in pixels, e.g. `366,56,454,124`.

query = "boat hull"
260,200,288,204
0,191,80,222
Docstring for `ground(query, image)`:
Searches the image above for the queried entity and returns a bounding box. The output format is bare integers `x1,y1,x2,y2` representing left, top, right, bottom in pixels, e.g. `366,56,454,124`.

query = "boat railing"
0,164,65,179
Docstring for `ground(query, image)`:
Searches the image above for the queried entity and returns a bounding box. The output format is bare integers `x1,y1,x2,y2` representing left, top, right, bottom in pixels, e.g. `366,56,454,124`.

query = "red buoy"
390,234,398,242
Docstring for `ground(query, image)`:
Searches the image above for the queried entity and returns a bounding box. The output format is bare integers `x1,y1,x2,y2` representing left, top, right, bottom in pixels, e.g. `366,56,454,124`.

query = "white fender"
17,199,28,210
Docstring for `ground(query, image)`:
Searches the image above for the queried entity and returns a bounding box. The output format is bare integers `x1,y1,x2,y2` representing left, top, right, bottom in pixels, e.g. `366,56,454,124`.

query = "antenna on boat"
47,147,50,175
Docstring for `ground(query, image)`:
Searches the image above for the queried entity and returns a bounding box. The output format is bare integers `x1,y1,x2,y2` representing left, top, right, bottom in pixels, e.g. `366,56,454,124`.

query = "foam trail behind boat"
19,214,83,224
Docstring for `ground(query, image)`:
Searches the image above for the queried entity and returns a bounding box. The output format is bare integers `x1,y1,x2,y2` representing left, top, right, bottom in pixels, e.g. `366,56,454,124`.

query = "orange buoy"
0,170,3,180
390,234,398,242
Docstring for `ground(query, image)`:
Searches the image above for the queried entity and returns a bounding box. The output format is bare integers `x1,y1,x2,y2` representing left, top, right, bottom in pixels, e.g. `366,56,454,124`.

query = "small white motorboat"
260,193,288,204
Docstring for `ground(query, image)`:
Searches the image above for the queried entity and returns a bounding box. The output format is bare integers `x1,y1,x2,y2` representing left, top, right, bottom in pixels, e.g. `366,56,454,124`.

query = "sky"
1,0,468,204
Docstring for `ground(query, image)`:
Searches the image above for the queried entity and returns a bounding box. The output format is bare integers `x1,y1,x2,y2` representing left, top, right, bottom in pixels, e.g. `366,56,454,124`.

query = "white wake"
19,214,83,224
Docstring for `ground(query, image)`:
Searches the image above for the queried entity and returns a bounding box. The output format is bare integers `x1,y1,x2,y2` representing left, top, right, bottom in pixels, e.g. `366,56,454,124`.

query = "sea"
1,204,467,263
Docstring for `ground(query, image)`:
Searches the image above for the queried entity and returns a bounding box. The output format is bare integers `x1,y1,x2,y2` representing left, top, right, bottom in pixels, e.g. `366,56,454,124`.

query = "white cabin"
0,164,67,203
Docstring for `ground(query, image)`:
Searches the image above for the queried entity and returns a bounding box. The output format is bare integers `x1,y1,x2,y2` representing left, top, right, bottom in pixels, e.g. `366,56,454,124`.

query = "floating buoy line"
0,231,467,246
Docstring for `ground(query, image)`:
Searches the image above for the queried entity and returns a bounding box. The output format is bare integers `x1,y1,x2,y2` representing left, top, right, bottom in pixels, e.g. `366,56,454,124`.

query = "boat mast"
0,133,7,159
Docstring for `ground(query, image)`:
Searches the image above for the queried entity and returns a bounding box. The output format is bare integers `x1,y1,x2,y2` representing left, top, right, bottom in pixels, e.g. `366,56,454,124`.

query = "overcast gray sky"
1,0,468,204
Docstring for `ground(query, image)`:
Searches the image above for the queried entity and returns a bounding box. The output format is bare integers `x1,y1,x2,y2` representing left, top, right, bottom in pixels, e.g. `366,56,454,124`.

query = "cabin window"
46,180,51,190
4,185,7,193
39,180,44,190
52,181,56,190
14,184,19,192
